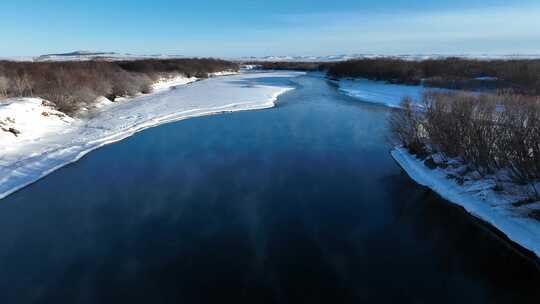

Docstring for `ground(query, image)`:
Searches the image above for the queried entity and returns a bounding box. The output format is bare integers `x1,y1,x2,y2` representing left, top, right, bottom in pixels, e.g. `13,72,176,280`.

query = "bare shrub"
11,73,33,97
108,72,152,99
0,76,8,97
138,74,153,94
388,97,426,156
462,94,500,173
72,87,99,108
250,61,330,72
328,58,422,84
391,91,540,199
422,92,465,158
422,92,499,173
496,94,540,188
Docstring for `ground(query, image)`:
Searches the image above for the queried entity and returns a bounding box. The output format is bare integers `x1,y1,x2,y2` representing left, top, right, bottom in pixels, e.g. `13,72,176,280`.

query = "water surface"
0,73,538,303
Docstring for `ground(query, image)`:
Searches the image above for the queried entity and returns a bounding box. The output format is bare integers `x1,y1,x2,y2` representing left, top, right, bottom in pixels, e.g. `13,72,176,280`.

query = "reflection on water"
0,73,538,303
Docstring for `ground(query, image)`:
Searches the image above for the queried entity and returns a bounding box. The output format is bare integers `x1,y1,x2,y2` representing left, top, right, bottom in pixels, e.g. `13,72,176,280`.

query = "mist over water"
0,73,538,303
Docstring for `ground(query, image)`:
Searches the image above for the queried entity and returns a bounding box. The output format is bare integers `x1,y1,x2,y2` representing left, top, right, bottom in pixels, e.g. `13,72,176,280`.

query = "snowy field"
392,147,540,259
0,71,303,200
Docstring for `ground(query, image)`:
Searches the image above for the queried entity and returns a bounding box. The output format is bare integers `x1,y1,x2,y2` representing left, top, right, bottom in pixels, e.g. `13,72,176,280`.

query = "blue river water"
0,73,538,303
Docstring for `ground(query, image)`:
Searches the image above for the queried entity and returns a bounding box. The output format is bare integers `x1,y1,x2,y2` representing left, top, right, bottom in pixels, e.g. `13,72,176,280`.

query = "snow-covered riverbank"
336,79,426,108
0,71,303,200
337,78,540,260
336,78,450,108
392,147,540,259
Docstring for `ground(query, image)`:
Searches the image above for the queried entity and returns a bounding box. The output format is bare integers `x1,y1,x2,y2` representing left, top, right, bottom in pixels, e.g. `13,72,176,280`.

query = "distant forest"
254,58,540,95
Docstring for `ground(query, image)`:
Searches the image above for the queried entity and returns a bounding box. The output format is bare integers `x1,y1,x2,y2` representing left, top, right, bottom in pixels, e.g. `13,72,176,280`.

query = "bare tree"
11,73,33,97
0,76,8,97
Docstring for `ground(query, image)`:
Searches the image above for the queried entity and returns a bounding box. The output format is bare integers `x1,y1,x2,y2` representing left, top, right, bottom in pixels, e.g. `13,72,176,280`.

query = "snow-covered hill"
34,51,187,62
237,53,540,62
3,51,540,63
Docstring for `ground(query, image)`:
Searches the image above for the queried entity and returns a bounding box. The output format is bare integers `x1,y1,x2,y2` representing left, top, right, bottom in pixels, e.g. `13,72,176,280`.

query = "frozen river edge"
392,147,540,262
0,71,303,200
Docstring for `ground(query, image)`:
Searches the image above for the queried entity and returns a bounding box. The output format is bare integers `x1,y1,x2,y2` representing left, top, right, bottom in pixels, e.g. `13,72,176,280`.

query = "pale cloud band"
262,5,540,55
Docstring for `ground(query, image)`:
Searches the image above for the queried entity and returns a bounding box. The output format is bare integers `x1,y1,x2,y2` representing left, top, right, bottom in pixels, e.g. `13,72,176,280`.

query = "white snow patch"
391,147,540,259
151,75,198,92
210,71,239,77
0,98,74,148
336,79,434,108
92,96,114,109
241,65,259,70
236,53,540,63
0,71,303,200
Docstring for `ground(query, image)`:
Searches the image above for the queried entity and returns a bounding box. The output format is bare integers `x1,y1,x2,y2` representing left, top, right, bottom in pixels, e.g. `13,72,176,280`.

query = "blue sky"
1,0,539,57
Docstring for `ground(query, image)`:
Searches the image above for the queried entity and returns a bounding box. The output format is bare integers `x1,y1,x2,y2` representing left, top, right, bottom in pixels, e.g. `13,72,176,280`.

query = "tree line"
327,58,540,95
252,58,540,95
249,61,332,72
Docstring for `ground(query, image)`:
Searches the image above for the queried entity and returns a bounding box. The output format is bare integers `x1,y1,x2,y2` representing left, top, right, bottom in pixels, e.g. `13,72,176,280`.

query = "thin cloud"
265,5,540,55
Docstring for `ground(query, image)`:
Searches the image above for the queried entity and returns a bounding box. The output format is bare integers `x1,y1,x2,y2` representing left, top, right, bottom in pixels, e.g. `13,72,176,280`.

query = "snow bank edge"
0,87,294,201
391,147,540,261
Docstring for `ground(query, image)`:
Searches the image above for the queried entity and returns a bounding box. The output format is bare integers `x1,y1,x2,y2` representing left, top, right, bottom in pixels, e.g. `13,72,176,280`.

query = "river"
0,72,538,303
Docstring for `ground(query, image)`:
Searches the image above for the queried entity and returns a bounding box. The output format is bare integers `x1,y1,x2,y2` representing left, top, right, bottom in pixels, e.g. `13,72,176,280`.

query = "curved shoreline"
332,78,540,264
391,147,540,262
0,72,300,201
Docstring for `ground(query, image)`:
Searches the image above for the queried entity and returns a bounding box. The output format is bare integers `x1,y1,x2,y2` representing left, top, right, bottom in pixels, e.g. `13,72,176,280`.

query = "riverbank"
391,147,540,260
0,71,303,200
330,76,540,261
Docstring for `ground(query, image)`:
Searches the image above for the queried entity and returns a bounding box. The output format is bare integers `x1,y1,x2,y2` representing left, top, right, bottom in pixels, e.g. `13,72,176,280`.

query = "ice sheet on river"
0,71,303,200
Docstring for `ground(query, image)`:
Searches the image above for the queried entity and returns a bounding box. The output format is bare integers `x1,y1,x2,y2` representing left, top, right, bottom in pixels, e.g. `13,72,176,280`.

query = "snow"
391,147,540,259
33,51,187,62
210,71,239,77
4,51,540,63
237,54,365,62
84,75,199,111
337,79,436,108
151,73,238,92
241,65,259,70
0,98,74,146
344,74,540,258
236,53,540,63
151,75,198,91
92,96,114,109
0,56,35,62
0,71,303,200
